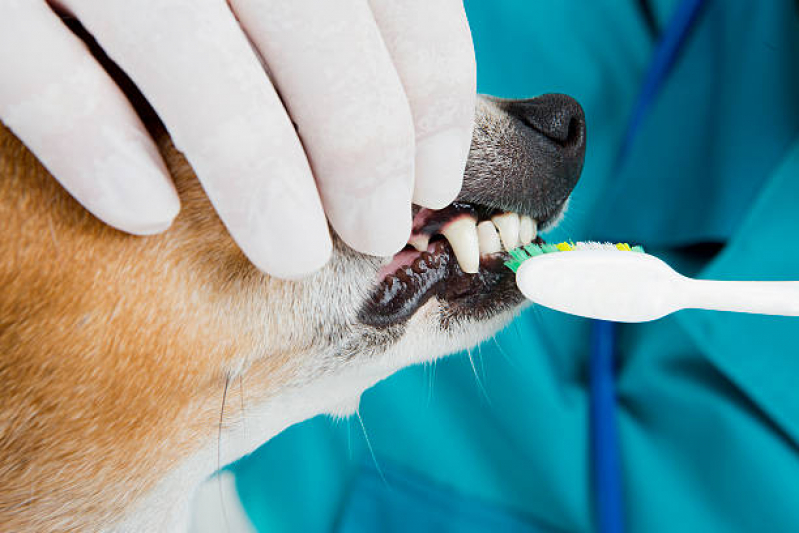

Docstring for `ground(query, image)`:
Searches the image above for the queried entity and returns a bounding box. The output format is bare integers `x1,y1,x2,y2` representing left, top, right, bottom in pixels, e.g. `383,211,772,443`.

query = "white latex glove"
0,0,476,279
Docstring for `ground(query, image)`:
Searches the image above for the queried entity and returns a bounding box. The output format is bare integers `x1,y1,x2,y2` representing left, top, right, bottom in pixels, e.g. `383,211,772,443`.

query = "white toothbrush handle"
682,279,799,317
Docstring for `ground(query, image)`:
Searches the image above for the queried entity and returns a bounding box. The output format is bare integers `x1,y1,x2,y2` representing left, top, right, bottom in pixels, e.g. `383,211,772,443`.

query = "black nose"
502,93,586,205
504,93,586,150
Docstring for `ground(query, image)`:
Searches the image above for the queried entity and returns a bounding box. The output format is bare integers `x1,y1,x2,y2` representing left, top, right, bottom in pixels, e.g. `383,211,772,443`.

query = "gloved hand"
0,0,476,279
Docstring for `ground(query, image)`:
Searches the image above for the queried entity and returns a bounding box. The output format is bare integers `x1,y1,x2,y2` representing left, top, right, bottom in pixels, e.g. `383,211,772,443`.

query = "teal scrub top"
231,1,799,531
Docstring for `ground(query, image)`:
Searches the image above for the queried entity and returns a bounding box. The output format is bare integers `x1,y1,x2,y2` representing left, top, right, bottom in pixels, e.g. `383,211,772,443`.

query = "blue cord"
617,0,709,163
590,1,708,532
590,320,624,533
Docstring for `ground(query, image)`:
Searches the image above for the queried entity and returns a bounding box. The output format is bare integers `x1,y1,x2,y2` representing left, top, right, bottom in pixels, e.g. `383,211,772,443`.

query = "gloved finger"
230,0,415,257
64,0,332,279
369,0,476,209
0,1,179,235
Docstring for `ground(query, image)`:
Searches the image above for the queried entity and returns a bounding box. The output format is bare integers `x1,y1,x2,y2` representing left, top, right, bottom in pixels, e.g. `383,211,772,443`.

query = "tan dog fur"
0,118,291,530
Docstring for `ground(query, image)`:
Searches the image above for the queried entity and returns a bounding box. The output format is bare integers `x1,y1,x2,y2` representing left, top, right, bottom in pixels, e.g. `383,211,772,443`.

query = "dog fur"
0,83,584,530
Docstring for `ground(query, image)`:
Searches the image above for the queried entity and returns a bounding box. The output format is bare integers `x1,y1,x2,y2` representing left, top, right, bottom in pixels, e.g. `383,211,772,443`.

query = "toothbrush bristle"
504,241,645,272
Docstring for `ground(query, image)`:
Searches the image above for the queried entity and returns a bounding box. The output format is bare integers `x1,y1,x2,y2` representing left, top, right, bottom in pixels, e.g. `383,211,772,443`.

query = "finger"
0,1,179,235
230,0,415,257
64,0,331,278
369,0,476,209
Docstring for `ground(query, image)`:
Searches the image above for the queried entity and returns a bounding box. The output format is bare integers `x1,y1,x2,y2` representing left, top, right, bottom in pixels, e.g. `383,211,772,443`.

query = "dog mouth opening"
358,202,548,328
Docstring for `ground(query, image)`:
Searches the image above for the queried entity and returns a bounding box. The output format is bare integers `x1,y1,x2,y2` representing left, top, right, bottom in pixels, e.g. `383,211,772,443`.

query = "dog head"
0,93,584,531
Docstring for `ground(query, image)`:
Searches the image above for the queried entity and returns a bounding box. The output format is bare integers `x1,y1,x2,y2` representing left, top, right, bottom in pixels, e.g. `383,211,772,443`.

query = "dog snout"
504,93,586,196
460,94,586,223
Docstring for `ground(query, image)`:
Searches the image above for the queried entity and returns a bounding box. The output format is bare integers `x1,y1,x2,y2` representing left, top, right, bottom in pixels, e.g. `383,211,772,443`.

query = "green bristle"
504,240,646,272
540,243,560,254
509,248,528,261
504,259,521,272
523,243,544,257
504,248,530,272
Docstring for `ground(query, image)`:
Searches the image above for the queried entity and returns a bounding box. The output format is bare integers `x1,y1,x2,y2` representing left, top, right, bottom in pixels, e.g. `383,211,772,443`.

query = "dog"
0,44,585,531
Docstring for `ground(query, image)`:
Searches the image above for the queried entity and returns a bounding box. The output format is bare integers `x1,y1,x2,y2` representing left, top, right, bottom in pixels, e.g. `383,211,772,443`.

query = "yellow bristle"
556,242,573,252
616,243,632,251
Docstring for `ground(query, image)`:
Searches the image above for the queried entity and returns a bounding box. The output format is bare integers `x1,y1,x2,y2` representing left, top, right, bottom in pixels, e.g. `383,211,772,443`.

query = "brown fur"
0,120,288,531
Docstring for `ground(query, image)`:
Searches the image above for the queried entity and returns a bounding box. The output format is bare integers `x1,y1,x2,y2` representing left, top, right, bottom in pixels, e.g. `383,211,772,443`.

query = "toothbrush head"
504,241,645,273
504,241,687,322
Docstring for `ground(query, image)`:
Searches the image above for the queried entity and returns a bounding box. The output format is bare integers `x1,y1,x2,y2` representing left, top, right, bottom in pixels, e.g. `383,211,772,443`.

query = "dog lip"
358,240,454,328
358,232,545,329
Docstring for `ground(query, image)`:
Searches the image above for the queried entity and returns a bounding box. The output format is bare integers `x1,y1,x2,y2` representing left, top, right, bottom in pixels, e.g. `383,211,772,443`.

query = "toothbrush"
504,242,799,323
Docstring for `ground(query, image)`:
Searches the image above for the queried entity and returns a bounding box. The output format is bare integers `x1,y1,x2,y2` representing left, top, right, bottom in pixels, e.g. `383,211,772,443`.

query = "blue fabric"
590,0,799,247
593,2,709,530
231,1,799,531
616,0,707,163
335,460,566,533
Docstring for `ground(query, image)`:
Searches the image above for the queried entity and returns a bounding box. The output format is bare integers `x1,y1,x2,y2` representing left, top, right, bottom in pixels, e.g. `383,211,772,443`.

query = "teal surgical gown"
231,1,799,531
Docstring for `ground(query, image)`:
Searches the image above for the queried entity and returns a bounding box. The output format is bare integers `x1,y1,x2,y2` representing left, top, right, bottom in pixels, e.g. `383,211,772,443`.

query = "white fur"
189,471,255,533
109,298,520,532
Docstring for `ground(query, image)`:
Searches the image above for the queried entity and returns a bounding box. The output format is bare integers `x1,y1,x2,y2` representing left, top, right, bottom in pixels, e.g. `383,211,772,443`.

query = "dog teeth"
491,212,520,251
477,221,502,254
519,216,537,245
403,210,539,274
441,216,480,274
408,233,430,252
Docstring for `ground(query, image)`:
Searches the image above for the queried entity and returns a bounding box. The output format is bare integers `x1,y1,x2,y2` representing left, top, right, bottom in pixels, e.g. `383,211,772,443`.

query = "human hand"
0,0,476,279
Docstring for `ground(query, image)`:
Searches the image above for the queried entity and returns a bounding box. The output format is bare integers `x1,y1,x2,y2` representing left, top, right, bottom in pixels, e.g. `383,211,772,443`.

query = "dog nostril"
508,94,586,147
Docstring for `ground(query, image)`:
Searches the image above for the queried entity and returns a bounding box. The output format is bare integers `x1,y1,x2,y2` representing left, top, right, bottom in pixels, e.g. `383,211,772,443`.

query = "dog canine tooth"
519,216,535,245
491,212,520,251
440,216,480,274
477,220,502,255
408,233,430,252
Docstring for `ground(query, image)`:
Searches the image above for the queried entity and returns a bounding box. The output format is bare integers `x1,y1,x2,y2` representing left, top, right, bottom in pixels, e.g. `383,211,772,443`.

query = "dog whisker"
217,375,231,533
425,359,438,406
238,375,246,443
491,336,519,371
466,348,492,406
355,410,388,488
477,345,487,377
